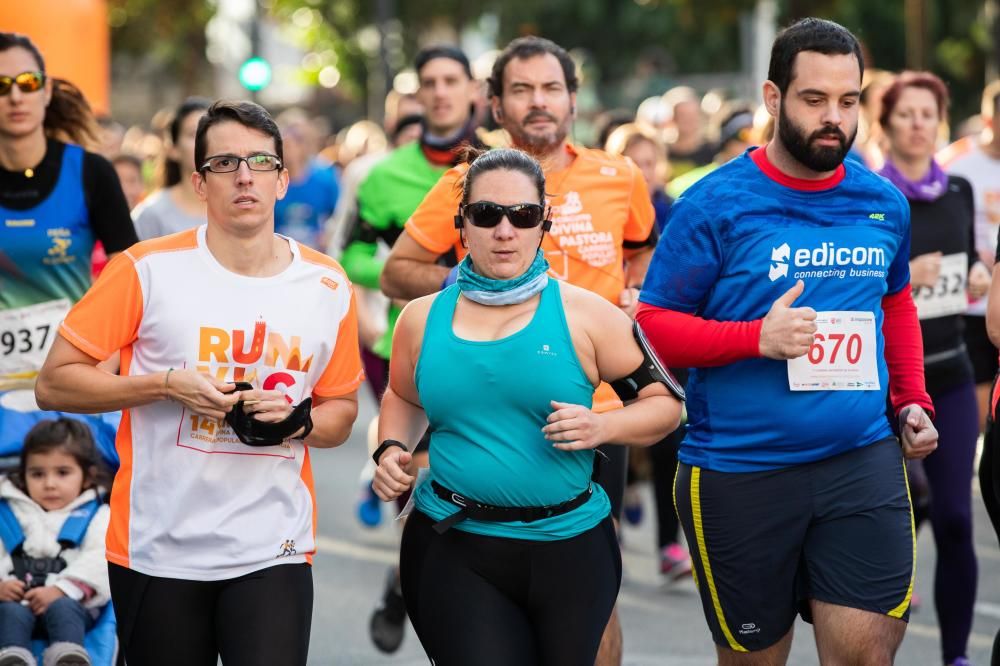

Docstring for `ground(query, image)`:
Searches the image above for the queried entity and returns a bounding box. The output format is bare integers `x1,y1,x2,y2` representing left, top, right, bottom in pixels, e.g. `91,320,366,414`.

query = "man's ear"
191,170,208,201
762,81,781,118
276,167,290,201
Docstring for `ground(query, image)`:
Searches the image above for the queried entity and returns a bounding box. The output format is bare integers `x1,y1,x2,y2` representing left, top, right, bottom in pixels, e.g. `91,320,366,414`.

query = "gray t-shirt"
131,189,206,241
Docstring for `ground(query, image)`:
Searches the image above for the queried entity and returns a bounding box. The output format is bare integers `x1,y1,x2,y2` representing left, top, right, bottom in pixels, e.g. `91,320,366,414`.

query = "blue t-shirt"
639,147,911,472
274,159,339,249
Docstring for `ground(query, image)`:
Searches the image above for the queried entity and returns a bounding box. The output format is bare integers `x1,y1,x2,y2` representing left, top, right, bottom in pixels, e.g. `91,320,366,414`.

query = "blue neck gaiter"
456,249,550,306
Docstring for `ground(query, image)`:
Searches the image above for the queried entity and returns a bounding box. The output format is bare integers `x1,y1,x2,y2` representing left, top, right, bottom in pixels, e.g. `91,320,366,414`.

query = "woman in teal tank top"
371,148,682,666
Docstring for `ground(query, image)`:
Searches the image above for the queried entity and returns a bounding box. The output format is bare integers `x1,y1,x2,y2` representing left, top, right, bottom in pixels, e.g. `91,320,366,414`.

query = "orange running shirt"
59,226,363,580
406,144,654,411
406,143,655,304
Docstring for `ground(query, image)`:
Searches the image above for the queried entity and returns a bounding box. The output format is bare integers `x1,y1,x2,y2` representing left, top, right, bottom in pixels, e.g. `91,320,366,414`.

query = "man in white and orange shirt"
379,36,656,666
35,101,363,666
938,80,1000,434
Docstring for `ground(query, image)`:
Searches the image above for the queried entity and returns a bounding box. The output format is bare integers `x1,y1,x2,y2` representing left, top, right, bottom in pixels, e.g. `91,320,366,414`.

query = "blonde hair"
604,122,669,185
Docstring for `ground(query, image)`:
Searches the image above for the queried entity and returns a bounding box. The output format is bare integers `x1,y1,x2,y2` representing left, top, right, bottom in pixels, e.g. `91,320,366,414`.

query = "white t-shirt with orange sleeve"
59,225,363,581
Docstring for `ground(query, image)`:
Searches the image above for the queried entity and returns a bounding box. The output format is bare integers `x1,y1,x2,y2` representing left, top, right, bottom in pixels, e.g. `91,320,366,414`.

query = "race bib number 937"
0,299,70,383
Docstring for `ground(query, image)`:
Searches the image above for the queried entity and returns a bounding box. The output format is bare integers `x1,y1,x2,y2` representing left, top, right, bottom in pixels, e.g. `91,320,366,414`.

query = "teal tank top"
412,280,611,540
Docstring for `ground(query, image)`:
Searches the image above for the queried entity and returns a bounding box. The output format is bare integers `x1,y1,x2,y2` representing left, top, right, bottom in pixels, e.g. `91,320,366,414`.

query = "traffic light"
239,56,271,92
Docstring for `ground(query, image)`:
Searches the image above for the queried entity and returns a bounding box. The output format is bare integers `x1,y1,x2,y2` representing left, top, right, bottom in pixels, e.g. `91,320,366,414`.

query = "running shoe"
948,657,971,666
623,486,643,526
357,481,382,528
370,567,407,653
660,542,693,580
356,460,382,528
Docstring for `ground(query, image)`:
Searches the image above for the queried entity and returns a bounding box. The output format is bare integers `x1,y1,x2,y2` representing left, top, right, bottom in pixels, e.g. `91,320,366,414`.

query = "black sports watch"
372,439,407,464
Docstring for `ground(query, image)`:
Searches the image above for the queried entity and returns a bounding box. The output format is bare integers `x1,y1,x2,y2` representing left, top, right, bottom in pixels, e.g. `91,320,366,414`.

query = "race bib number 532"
787,311,880,391
913,253,967,320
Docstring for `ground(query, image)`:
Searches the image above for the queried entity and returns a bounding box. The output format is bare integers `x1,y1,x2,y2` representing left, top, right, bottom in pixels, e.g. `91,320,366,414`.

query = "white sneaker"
0,646,36,666
41,643,90,666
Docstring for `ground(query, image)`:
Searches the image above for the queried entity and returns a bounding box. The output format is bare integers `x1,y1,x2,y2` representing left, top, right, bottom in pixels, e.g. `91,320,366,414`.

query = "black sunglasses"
0,71,45,97
462,201,548,229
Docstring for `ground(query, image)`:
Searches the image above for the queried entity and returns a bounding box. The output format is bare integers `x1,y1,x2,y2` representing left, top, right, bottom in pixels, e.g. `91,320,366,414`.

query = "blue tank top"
412,280,612,540
0,144,93,309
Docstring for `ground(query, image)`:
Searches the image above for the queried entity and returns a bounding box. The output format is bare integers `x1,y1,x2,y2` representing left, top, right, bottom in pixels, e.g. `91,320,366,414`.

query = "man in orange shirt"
380,35,655,666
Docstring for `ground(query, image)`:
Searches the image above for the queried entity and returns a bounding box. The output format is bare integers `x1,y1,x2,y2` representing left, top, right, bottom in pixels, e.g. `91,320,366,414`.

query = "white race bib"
0,299,71,386
787,311,880,391
396,468,431,522
913,253,968,320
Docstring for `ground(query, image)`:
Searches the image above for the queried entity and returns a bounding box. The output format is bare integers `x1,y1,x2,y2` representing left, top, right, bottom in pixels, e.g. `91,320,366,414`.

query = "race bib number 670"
787,311,880,391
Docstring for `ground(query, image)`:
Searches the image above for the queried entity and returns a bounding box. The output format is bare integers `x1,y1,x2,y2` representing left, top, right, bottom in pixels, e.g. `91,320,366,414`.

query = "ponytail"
44,78,101,151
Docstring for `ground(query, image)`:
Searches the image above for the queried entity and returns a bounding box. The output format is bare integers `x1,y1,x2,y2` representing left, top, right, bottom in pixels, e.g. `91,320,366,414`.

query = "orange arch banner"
0,0,110,115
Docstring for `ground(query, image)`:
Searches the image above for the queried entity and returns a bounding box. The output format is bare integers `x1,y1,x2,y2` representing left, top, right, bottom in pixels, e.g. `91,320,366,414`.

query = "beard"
505,109,572,155
777,103,857,173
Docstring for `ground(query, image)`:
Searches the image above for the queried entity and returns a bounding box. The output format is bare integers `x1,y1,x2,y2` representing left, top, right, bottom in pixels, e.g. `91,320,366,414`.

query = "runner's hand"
899,405,938,460
164,370,238,420
236,388,294,424
0,579,24,602
968,261,991,300
543,400,608,450
618,287,640,318
373,448,415,501
909,252,943,288
24,585,64,615
759,280,817,360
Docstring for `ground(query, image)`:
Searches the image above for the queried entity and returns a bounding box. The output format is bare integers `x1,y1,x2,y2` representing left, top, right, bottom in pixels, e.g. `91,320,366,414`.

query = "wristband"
372,439,407,464
164,368,174,399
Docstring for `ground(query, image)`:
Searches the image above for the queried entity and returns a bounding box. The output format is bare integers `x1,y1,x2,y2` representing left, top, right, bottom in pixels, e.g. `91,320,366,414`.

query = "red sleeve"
881,287,934,418
635,302,763,367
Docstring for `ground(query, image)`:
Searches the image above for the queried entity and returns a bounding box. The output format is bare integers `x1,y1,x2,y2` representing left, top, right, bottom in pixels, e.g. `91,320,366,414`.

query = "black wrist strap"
372,439,407,464
299,408,314,441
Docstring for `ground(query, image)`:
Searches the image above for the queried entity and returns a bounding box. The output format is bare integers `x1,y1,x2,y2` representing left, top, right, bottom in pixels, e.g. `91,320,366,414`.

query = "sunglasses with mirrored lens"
0,72,45,96
464,202,546,229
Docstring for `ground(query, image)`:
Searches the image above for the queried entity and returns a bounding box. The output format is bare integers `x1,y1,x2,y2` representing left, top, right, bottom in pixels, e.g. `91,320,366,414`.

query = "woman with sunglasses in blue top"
0,33,135,466
372,147,683,666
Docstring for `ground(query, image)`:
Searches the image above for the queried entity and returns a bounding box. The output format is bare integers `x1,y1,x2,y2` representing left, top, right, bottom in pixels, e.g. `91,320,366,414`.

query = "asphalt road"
306,391,1000,665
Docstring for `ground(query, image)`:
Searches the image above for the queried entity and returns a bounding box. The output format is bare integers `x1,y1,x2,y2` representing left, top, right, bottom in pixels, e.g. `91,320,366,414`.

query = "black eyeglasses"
463,201,547,229
0,72,45,96
199,153,282,173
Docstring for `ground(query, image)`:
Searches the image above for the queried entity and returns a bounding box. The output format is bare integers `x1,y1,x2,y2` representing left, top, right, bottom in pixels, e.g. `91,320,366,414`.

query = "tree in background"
106,0,994,130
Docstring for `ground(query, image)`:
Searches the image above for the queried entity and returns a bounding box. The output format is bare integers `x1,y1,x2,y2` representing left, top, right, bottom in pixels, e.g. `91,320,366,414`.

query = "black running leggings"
108,562,312,666
980,375,1000,666
400,510,621,666
982,376,1000,548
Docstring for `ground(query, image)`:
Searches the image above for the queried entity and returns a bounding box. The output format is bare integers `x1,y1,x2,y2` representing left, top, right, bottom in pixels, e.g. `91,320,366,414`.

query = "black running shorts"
674,437,914,653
